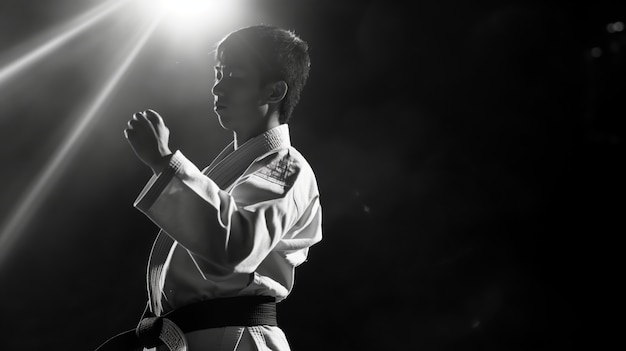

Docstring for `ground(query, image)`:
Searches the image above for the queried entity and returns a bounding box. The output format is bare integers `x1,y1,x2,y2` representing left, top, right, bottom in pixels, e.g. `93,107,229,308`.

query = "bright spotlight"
134,0,243,36
158,0,218,18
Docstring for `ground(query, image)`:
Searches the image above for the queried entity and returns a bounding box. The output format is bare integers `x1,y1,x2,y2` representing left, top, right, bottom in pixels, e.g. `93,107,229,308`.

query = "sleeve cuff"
134,150,185,212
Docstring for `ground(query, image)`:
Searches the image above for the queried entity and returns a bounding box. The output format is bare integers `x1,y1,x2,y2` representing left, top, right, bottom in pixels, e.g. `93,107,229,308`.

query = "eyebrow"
214,65,247,73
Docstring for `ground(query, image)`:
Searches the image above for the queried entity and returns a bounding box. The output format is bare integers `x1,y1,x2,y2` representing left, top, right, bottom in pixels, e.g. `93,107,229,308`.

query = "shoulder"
251,146,318,193
230,147,319,209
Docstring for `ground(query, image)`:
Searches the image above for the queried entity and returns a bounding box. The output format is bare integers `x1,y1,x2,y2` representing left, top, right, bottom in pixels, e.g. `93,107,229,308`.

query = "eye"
214,68,223,80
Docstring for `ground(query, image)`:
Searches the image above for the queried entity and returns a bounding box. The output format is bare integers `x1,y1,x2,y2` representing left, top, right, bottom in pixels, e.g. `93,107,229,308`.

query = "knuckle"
146,109,162,121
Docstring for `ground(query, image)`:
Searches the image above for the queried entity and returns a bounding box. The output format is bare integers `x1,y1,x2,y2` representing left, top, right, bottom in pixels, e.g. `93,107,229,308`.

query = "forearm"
134,151,292,274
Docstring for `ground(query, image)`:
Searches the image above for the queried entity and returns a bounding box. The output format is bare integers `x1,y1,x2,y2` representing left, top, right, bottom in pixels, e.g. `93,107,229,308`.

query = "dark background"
0,0,623,350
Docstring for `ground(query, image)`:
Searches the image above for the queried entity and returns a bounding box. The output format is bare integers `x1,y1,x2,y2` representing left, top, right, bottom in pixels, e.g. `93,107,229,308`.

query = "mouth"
214,102,227,110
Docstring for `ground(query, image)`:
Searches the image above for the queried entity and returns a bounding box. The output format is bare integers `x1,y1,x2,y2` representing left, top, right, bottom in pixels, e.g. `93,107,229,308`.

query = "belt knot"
136,316,188,351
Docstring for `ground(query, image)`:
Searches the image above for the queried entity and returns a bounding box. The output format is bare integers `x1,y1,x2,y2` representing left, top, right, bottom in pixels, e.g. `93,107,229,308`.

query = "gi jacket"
134,125,322,316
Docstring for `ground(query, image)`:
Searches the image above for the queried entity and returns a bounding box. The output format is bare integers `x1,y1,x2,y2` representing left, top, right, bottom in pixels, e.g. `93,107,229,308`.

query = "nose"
211,80,224,97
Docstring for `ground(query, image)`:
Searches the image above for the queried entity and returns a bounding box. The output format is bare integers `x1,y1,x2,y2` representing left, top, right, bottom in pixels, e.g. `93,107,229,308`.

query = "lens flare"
0,0,129,88
0,0,249,269
0,14,162,268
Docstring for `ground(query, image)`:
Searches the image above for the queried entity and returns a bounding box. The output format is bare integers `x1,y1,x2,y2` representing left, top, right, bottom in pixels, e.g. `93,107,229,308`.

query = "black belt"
95,296,277,351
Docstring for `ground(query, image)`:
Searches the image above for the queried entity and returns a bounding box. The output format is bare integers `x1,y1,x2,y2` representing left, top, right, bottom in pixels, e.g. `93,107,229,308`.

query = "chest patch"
254,156,297,189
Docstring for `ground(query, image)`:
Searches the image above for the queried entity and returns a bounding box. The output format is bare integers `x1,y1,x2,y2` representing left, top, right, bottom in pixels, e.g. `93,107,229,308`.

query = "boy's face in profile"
212,44,270,132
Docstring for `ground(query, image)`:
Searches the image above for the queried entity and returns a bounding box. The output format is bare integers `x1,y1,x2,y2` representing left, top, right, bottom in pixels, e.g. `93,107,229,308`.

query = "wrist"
151,152,173,174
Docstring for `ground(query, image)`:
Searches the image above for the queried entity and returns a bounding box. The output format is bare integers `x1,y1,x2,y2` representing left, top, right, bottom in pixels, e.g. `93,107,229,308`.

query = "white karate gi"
134,125,322,351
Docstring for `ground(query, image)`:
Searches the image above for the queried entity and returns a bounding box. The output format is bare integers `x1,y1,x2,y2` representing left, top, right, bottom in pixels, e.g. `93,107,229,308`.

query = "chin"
216,116,228,130
216,114,235,131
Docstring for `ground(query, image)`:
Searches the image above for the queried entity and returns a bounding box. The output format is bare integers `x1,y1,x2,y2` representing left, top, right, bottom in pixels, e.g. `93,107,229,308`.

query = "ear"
265,81,288,104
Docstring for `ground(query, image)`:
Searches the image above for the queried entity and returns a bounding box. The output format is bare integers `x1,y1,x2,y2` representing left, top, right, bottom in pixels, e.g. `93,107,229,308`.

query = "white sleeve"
134,150,321,276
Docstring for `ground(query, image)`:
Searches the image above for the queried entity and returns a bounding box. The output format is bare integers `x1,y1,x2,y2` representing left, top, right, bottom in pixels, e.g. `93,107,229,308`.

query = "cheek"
232,89,264,107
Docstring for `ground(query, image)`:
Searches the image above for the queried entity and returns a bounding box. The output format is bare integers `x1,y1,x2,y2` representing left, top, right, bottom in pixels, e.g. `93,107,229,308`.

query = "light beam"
0,0,128,87
0,14,163,268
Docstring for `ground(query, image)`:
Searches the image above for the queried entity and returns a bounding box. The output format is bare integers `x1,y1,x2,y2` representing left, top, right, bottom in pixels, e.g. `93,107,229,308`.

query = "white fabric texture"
135,125,322,350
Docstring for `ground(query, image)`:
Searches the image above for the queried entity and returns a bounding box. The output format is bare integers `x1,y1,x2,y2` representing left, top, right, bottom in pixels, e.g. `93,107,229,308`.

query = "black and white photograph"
0,0,623,350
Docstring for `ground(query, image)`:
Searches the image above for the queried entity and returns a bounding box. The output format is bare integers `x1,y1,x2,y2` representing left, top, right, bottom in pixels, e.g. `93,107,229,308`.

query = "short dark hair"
216,25,311,124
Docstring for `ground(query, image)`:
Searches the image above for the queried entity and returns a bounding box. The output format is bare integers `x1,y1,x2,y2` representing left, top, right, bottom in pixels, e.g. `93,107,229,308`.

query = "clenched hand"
124,109,172,174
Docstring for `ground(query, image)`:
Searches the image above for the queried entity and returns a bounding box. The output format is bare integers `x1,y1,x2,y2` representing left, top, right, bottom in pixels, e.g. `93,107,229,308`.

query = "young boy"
99,25,322,351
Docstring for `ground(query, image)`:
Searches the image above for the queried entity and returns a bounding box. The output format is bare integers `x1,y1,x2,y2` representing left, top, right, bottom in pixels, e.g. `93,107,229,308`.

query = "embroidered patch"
254,155,297,188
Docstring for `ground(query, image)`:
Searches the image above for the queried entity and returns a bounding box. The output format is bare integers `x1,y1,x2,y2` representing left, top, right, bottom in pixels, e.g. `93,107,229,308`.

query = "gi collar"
203,124,292,189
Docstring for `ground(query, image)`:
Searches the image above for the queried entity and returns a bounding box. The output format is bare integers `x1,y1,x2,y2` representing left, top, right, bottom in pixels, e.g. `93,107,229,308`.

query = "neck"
233,115,281,149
